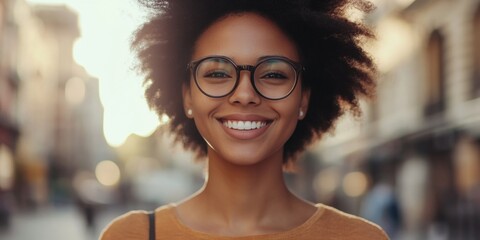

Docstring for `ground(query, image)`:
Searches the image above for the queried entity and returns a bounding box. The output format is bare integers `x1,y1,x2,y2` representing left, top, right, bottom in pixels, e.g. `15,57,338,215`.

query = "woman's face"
183,12,309,165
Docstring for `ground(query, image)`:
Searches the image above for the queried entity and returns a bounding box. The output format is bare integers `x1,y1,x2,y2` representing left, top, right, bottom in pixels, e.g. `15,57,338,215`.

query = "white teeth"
223,120,267,130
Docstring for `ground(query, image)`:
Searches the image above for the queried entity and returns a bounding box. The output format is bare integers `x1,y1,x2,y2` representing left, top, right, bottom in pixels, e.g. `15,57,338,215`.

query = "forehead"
192,12,299,63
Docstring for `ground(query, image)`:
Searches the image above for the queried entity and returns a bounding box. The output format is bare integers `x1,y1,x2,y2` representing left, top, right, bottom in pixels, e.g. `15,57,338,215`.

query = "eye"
261,72,287,79
204,71,232,78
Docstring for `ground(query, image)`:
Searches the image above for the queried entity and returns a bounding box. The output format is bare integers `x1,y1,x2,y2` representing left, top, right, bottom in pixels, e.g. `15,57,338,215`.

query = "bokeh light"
0,145,15,190
95,160,121,187
314,167,340,201
342,171,369,197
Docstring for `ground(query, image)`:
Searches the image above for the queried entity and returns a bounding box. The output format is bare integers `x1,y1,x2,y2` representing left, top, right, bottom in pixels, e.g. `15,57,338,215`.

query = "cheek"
277,92,303,118
272,97,302,135
190,87,217,113
189,88,219,133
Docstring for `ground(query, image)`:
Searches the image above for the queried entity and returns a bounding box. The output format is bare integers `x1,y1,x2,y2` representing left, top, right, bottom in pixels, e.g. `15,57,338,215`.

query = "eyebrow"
212,55,295,62
257,55,291,61
191,55,300,64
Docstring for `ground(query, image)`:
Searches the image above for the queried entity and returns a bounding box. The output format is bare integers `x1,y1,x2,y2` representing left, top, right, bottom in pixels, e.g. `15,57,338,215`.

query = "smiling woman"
100,0,388,239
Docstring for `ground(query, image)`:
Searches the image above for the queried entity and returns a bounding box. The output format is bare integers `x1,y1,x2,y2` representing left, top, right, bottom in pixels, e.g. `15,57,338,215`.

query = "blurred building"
0,0,20,228
311,0,480,239
0,0,111,215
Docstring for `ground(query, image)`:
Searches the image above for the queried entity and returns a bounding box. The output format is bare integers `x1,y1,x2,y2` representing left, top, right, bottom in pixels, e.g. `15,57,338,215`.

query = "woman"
101,0,388,239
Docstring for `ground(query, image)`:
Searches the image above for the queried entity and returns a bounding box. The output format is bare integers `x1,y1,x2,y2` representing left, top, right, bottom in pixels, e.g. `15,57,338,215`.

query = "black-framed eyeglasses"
187,55,304,100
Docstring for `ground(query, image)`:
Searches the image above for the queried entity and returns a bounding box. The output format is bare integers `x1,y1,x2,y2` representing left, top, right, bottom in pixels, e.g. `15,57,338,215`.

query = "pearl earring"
187,109,192,116
299,110,304,118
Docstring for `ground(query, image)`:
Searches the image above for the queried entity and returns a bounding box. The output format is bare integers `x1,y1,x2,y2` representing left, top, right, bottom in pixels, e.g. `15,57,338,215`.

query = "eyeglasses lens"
196,58,236,97
254,59,296,99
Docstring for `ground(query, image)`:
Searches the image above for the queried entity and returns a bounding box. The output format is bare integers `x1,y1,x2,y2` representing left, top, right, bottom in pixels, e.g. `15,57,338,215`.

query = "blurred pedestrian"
0,190,12,229
100,0,388,239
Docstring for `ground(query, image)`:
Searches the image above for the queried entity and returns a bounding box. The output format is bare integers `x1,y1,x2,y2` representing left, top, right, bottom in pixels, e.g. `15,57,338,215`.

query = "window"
424,30,445,116
472,6,480,98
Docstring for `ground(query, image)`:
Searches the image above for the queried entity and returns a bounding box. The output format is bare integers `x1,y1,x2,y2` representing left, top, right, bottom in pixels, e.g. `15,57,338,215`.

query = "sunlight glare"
371,17,415,72
27,0,158,148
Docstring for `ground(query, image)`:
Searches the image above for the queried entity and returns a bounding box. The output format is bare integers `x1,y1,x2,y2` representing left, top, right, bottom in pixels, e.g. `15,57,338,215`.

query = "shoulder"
99,210,150,240
314,204,389,240
99,204,175,240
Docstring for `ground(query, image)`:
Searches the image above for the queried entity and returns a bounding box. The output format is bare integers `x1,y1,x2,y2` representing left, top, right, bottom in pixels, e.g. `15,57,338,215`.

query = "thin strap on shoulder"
148,211,156,240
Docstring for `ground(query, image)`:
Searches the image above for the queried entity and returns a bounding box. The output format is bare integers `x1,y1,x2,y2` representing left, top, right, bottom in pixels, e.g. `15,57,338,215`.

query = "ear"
299,88,310,120
182,83,193,118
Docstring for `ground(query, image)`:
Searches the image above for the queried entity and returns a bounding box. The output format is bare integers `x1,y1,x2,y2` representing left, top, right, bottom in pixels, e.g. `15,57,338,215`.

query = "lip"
217,114,273,140
217,114,272,122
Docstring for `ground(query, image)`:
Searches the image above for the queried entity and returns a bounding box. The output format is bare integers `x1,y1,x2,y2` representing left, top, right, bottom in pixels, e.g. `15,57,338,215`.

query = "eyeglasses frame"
187,55,304,100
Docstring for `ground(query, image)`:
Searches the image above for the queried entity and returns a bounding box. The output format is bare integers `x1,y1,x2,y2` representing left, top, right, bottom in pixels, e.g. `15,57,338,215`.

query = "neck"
199,148,294,226
174,148,317,236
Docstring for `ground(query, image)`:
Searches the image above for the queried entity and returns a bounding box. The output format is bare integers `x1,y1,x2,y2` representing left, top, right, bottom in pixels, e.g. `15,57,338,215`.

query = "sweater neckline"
164,203,326,239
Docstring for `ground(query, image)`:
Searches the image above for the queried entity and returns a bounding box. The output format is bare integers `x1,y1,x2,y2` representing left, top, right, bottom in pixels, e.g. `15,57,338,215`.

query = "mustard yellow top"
100,203,388,240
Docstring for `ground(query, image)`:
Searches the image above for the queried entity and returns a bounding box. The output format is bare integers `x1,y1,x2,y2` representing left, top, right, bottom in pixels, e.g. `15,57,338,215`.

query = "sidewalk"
0,206,123,240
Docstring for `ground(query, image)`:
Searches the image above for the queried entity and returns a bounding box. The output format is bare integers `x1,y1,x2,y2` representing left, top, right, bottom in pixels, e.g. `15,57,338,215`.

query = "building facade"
311,0,480,239
1,0,111,216
0,0,22,227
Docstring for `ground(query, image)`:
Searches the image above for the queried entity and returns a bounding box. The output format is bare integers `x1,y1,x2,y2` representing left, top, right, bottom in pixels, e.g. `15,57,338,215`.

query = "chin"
213,147,282,167
225,157,264,166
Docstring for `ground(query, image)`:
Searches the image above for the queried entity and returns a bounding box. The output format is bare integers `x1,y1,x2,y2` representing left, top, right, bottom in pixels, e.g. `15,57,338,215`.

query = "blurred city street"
1,0,480,239
0,205,123,240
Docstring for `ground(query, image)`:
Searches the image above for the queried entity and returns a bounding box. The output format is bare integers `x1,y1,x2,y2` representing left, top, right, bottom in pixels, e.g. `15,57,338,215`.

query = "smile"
222,120,268,130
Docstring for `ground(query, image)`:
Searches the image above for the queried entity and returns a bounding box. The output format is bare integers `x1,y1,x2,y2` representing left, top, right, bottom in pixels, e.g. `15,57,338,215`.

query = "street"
0,205,123,240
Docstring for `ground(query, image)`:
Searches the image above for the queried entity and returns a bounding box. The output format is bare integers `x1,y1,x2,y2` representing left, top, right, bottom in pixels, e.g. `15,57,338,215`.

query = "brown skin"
178,12,315,237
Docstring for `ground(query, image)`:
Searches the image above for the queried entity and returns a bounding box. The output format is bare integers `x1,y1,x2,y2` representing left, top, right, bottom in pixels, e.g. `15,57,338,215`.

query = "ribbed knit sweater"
100,203,388,240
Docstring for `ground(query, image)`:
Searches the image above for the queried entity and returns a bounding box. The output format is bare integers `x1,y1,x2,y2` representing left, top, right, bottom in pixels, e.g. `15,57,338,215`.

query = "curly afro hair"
132,0,376,162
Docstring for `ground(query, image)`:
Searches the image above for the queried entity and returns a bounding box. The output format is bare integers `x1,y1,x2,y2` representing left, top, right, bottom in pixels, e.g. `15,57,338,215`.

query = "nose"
228,71,261,106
